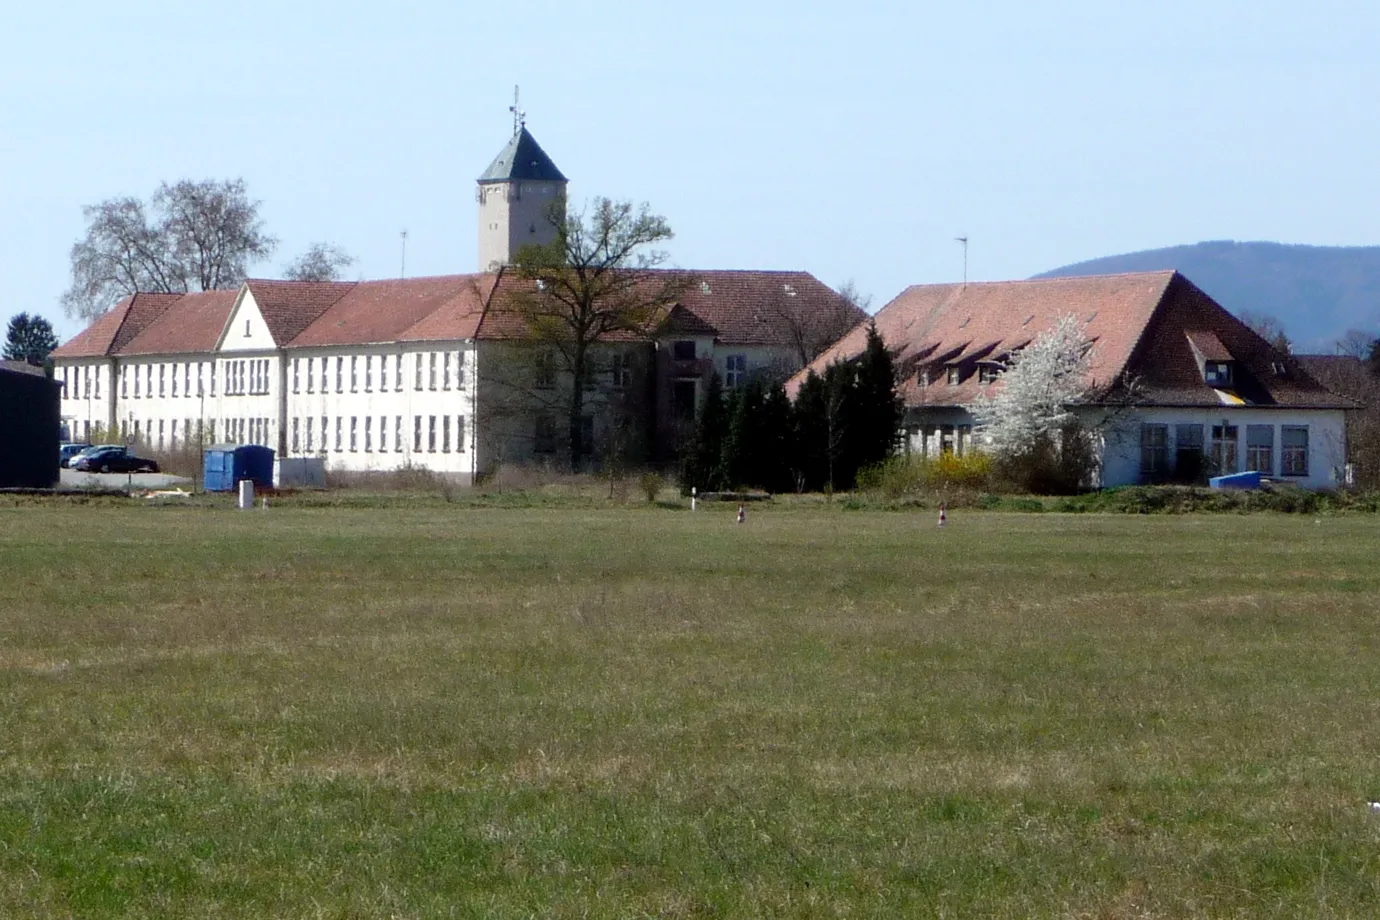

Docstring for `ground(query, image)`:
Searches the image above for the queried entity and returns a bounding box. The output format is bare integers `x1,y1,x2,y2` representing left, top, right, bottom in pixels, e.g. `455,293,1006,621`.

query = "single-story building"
0,361,61,488
795,271,1355,489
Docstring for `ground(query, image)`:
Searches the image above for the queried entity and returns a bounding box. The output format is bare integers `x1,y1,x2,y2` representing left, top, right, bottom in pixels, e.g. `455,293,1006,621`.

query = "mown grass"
3,505,1380,917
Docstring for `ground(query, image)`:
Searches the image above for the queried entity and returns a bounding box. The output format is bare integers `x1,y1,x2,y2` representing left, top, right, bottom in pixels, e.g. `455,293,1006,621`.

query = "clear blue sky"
3,0,1378,341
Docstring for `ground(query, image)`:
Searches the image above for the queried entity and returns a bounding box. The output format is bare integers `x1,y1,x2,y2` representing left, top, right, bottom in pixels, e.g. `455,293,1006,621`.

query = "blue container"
1209,470,1262,490
203,444,276,492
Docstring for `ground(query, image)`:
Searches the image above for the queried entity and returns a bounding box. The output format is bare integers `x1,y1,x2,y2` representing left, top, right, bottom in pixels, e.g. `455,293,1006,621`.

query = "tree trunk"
568,344,588,470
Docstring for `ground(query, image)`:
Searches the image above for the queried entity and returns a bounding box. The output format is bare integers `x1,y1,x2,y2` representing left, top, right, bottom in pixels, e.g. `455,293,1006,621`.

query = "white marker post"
691,487,696,511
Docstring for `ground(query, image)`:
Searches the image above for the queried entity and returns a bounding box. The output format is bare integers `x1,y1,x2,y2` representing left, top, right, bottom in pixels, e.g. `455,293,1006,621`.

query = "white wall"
1097,407,1348,490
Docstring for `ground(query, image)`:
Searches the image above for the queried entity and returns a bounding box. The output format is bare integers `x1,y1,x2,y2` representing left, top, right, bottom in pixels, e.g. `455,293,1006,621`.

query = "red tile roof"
51,269,857,357
792,271,1350,410
118,290,239,355
291,274,496,347
1184,330,1232,362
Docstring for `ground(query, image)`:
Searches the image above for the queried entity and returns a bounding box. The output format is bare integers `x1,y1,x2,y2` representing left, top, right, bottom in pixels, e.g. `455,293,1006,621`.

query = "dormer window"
1204,361,1232,386
672,341,696,361
977,364,1001,384
946,366,961,385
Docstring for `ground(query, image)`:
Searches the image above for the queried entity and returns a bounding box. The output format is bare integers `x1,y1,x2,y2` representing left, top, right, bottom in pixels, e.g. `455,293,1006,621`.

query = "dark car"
72,446,160,474
59,443,93,468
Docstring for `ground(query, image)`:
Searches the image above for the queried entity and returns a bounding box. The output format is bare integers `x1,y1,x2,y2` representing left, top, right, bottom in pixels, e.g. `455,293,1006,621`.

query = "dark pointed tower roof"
478,127,567,183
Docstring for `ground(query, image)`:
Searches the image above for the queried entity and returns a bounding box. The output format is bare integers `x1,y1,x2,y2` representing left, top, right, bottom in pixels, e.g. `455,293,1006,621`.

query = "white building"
52,126,863,482
796,271,1354,490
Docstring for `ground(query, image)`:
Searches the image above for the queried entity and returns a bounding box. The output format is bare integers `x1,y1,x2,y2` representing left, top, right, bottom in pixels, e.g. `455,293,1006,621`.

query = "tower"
477,120,568,272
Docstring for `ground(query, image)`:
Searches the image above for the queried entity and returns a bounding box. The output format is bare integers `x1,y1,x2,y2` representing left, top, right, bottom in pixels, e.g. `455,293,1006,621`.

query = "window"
725,354,746,389
414,416,422,452
534,414,556,453
378,416,387,453
170,419,178,450
946,366,961,385
170,363,177,397
184,363,190,397
672,340,696,361
210,362,216,397
456,414,466,452
395,416,403,452
428,415,437,452
1172,424,1204,479
443,352,451,390
320,358,328,393
1205,361,1232,386
1140,424,1169,480
1246,425,1274,474
121,367,128,399
293,359,300,394
157,419,164,450
442,415,451,452
415,353,423,391
535,352,556,389
977,364,1001,384
336,357,343,394
1210,423,1238,474
306,417,314,452
350,416,358,451
350,356,358,392
365,416,373,452
365,355,373,392
291,418,300,453
94,368,101,399
159,364,166,397
335,416,342,452
456,351,466,389
134,366,141,398
244,319,251,337
207,420,215,442
197,362,204,397
429,353,437,390
306,357,314,394
1282,426,1309,476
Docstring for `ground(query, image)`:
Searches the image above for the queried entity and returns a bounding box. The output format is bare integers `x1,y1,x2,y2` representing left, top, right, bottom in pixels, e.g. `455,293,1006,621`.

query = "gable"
217,289,280,352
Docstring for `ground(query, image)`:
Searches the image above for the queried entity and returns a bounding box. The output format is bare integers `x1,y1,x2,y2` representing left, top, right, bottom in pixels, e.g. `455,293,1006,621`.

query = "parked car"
59,443,92,468
72,446,160,474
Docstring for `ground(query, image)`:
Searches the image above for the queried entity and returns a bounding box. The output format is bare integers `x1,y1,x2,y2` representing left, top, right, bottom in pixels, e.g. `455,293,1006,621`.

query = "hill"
1035,241,1380,350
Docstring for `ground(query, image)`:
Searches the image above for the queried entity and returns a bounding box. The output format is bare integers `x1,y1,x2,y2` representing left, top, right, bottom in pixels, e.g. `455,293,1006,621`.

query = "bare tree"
776,278,869,371
1238,310,1293,353
61,178,276,321
508,198,690,470
1333,328,1377,359
283,243,355,282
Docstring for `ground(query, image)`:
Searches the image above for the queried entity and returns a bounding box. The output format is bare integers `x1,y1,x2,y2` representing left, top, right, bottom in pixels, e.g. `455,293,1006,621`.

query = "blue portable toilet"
203,444,276,492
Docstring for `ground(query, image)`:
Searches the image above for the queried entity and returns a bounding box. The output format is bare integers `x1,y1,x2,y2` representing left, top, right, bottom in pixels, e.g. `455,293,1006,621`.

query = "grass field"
3,502,1380,917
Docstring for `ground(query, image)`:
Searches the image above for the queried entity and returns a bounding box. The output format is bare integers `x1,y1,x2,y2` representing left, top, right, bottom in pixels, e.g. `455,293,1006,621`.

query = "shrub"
639,471,664,503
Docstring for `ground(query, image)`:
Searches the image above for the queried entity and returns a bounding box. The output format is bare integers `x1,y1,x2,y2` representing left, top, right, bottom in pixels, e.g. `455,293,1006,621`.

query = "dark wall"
0,368,61,488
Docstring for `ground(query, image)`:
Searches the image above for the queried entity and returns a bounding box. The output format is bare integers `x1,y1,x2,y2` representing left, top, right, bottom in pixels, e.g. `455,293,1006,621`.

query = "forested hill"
1035,241,1380,349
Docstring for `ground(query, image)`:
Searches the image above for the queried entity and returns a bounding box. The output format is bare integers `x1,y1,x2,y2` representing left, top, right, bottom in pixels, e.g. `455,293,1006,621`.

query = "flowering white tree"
968,313,1095,475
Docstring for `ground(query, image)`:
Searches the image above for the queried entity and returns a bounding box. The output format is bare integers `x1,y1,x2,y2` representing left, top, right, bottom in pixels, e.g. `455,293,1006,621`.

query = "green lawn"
3,503,1380,917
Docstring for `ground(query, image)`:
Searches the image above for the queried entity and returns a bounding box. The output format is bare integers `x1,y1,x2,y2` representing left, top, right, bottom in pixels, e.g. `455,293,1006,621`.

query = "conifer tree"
721,377,767,488
680,372,728,492
852,321,903,469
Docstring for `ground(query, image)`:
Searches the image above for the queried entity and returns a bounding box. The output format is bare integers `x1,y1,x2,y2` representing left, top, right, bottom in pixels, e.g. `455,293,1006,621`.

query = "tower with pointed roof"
477,125,567,271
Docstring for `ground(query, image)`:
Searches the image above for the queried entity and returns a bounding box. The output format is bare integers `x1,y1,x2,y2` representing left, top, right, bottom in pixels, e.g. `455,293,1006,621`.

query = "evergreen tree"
758,382,795,494
680,372,728,492
852,321,903,470
821,360,860,490
3,313,59,366
791,370,829,492
721,377,767,488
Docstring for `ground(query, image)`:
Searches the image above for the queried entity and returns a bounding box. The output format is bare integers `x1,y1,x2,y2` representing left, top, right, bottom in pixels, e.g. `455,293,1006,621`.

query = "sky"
3,0,1378,341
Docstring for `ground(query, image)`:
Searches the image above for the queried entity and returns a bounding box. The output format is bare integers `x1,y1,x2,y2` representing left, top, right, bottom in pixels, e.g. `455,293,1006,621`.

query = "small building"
203,444,275,492
795,272,1355,490
0,362,61,488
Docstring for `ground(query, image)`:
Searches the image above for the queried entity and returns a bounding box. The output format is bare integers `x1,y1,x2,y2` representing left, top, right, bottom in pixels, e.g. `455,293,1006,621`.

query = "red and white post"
937,502,947,527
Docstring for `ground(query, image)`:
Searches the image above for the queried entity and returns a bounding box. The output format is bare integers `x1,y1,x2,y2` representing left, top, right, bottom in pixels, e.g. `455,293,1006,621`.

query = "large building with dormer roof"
51,125,863,482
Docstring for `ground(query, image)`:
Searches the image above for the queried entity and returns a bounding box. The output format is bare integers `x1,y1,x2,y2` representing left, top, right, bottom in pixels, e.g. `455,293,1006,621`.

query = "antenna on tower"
400,229,408,279
955,236,969,286
509,85,526,136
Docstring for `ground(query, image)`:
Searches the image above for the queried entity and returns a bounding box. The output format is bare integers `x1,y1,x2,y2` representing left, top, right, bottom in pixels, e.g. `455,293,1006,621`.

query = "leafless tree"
61,178,276,321
1238,310,1293,353
508,198,691,470
776,278,870,371
283,243,355,282
1333,328,1377,359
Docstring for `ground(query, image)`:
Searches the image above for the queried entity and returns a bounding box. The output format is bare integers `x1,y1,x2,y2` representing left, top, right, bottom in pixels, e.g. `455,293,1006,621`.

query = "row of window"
1140,422,1308,478
289,415,466,455
60,365,101,400
292,353,465,396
